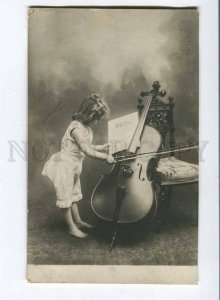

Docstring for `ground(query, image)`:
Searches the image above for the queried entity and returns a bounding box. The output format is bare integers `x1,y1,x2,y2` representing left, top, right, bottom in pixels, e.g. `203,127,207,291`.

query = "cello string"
128,95,152,153
117,95,152,185
114,145,199,163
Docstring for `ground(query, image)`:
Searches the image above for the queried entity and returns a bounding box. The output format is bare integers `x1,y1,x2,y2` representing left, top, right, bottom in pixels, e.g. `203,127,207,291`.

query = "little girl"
42,94,114,238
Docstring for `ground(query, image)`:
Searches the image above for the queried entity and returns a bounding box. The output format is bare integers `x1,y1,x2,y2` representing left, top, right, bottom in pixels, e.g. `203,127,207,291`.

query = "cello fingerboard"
128,95,153,153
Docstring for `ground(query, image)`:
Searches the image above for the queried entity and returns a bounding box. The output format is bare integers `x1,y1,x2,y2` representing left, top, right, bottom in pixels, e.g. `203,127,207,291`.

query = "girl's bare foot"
71,204,95,229
68,227,88,238
77,221,95,229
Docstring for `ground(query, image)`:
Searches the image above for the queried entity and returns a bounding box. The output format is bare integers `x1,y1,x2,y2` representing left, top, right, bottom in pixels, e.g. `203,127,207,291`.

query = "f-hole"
137,163,145,181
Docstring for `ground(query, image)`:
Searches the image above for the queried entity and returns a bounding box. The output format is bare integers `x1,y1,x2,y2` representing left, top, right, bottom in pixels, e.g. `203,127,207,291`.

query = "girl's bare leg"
63,208,87,238
71,203,94,228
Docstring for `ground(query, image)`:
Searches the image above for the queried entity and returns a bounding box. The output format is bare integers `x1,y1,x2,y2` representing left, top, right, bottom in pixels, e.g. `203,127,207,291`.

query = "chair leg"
155,186,171,233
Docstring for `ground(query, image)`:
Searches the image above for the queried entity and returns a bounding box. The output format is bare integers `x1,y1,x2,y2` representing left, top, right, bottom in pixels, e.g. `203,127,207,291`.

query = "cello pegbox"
159,90,167,97
139,82,166,106
152,81,167,98
152,80,161,91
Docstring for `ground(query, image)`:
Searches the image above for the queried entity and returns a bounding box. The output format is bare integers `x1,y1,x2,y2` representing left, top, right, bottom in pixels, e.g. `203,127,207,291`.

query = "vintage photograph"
28,7,199,283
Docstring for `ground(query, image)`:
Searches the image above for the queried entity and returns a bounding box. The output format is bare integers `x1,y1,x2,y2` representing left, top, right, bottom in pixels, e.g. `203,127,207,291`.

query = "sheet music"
108,112,139,154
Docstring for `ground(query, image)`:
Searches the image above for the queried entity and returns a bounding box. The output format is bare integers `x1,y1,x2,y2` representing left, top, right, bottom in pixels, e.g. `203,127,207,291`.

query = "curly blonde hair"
72,94,110,125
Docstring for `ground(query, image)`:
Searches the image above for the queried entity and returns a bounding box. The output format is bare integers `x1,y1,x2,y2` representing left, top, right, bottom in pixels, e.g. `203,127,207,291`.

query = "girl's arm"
90,143,110,151
71,128,112,161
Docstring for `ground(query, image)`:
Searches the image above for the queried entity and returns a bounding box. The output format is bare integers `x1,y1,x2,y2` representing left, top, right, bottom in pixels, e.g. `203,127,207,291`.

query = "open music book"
108,112,139,154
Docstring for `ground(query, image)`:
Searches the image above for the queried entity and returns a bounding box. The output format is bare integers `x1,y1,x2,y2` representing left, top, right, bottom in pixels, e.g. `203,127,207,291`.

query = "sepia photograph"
27,7,200,284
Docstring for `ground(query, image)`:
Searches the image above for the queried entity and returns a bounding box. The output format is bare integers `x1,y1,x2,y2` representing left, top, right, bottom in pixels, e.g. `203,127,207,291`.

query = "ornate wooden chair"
137,81,199,231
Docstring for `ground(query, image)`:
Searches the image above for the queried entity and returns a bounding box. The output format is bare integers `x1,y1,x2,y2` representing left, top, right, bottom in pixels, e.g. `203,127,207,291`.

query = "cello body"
91,125,162,223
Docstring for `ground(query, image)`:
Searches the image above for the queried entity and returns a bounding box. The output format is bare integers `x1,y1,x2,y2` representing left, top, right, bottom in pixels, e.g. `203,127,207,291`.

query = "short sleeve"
66,121,82,141
66,121,91,142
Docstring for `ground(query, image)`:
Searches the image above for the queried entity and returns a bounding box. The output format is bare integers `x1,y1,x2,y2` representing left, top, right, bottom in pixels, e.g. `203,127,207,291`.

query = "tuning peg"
160,90,167,97
140,91,149,97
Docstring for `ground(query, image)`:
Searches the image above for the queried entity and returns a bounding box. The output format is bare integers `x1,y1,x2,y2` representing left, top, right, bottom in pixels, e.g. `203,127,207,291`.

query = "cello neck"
128,95,153,153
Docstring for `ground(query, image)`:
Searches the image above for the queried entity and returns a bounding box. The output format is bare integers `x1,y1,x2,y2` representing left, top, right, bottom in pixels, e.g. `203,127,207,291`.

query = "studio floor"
28,184,198,266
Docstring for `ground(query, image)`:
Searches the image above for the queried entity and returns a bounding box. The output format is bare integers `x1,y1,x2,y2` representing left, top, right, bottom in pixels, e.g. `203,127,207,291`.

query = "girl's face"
89,119,99,128
88,108,105,127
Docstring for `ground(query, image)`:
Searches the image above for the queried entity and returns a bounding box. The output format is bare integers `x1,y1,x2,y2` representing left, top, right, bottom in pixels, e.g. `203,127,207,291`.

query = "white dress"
42,120,93,208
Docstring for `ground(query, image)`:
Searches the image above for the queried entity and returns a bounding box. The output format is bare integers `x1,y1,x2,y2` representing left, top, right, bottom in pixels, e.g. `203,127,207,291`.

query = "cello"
91,81,166,250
